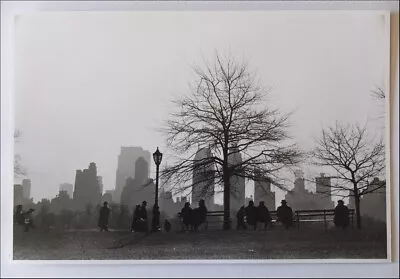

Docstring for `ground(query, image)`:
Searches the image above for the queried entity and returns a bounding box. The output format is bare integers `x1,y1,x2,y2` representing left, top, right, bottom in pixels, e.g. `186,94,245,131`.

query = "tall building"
97,176,104,195
254,169,276,210
115,146,151,203
315,173,335,209
285,172,334,210
59,183,73,198
192,146,215,210
14,184,24,206
120,156,154,210
73,162,102,210
228,144,245,213
316,173,331,195
22,179,31,200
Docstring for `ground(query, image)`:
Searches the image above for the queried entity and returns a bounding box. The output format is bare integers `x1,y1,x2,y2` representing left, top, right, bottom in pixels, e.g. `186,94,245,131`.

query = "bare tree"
161,52,301,229
312,122,385,229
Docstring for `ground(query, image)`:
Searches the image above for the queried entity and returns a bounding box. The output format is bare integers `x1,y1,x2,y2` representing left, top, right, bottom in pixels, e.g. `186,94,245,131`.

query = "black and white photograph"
1,2,398,272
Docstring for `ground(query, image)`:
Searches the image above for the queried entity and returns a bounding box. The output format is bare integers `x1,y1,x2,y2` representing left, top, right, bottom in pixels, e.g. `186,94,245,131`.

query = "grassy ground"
13,223,387,260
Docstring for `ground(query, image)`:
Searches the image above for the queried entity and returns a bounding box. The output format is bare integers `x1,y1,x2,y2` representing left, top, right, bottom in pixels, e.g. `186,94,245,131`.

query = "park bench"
177,210,226,230
293,209,355,231
177,210,280,230
177,209,354,231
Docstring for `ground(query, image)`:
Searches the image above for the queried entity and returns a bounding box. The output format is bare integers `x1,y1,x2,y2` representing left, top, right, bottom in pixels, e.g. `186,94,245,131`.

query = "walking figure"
139,201,148,232
98,201,111,232
131,204,141,232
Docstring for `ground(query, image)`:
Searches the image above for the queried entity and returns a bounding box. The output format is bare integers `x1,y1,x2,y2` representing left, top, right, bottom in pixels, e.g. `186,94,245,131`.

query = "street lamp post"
152,147,163,232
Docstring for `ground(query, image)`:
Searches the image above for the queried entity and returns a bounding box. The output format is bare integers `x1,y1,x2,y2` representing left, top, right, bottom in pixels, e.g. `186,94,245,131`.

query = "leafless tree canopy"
312,123,385,196
161,52,300,204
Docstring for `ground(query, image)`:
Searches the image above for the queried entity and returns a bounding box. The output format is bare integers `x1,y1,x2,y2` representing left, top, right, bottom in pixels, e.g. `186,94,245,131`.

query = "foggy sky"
14,11,387,203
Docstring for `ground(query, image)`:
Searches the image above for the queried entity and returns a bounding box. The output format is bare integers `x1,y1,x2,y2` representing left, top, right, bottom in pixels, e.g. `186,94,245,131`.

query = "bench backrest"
177,209,354,219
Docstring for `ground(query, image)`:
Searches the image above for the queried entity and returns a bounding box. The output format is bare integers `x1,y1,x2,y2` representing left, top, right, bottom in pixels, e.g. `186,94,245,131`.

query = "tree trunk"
223,163,231,230
353,185,362,229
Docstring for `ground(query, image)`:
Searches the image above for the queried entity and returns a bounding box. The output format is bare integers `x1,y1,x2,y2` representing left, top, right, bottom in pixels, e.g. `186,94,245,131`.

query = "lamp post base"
152,205,161,232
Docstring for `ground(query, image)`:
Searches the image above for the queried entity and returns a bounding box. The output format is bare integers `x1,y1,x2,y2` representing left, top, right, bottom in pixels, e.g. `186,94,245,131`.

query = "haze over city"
14,11,386,203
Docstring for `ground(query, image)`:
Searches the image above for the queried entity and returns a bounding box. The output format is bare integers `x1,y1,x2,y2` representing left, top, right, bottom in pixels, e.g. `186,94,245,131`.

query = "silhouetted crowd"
14,198,351,233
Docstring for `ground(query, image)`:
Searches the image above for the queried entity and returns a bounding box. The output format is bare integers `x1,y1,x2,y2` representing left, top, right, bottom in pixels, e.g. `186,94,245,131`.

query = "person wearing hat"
98,201,111,232
334,200,350,229
277,200,293,229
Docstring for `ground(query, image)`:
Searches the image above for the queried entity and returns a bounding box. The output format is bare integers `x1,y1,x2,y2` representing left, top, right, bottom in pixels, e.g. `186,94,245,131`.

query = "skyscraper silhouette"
120,156,154,210
114,146,151,203
73,162,102,210
228,144,245,213
22,179,31,200
192,146,215,210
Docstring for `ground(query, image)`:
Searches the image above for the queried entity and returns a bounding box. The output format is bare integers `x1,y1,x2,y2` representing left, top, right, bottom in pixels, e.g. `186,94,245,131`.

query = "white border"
1,1,399,278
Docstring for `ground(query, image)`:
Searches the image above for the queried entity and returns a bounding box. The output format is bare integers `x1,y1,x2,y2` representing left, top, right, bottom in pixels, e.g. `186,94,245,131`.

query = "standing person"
98,202,111,232
334,200,350,230
180,202,193,231
245,200,258,230
236,206,247,230
14,205,25,226
140,201,148,232
277,200,293,229
164,219,171,232
131,204,141,232
257,201,272,230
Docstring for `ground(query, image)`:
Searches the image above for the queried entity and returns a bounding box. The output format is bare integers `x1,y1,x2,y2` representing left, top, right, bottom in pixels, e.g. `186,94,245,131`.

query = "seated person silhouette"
236,206,247,230
245,200,258,230
277,200,293,229
192,199,208,231
180,202,193,231
334,200,350,229
257,201,272,230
